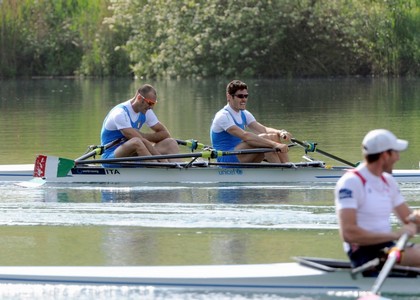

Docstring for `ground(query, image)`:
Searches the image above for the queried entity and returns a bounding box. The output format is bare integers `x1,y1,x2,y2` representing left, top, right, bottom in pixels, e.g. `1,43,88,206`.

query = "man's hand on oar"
291,138,357,167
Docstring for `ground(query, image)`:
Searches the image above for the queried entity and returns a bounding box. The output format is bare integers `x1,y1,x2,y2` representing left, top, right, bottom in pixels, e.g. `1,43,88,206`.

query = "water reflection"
2,78,420,299
1,183,417,229
24,183,417,205
99,187,188,203
5,183,336,204
2,78,420,168
0,283,363,300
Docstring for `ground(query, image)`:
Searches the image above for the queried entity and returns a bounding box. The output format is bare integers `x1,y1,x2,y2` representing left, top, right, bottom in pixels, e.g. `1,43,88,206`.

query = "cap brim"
394,139,408,152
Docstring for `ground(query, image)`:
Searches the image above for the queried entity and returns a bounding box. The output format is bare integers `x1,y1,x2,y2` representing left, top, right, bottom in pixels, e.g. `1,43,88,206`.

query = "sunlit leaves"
107,0,420,78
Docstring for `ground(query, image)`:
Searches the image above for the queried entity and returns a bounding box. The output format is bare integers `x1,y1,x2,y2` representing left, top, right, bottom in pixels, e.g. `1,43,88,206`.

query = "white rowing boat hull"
2,163,420,184
39,164,347,184
0,261,418,295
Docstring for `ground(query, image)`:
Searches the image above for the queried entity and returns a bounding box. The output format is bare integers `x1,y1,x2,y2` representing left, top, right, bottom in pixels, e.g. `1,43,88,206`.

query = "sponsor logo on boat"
72,168,107,175
218,168,243,176
105,169,120,175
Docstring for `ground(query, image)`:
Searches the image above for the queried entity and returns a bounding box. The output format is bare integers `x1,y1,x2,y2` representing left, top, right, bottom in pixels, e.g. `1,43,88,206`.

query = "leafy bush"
1,0,419,78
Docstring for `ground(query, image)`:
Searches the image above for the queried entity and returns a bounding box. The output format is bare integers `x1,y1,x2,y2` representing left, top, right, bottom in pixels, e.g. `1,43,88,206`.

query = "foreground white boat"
0,257,418,295
0,164,34,181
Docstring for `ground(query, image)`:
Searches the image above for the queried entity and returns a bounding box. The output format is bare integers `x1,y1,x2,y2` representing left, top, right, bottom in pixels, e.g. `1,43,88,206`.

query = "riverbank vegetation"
0,0,419,78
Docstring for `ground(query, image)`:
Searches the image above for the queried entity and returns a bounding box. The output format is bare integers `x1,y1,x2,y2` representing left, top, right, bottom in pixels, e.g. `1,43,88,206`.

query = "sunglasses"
233,94,249,99
139,94,157,106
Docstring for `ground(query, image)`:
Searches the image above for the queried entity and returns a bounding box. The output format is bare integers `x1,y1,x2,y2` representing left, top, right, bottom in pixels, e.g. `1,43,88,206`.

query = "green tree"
1,0,419,78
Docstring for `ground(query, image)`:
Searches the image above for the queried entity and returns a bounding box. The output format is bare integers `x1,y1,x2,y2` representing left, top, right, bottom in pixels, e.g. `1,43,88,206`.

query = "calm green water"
1,77,420,167
1,78,420,299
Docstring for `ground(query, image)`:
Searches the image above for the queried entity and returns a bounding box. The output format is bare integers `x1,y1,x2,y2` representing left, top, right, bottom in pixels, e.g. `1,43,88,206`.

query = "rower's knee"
157,138,179,154
167,138,180,152
130,137,147,150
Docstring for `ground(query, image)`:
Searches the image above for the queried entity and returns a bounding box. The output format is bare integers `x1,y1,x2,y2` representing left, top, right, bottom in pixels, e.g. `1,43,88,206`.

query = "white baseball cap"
362,129,408,155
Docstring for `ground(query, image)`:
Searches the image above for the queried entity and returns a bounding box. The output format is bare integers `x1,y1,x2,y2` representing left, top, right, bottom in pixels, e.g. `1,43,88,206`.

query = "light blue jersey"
101,104,146,159
211,109,247,163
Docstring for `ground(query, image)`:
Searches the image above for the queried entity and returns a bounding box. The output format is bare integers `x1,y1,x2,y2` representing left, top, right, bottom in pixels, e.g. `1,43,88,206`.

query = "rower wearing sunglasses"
210,80,292,163
100,84,179,165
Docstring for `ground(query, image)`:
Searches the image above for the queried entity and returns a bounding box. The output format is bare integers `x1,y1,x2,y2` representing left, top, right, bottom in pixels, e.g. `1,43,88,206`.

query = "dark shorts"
348,241,395,275
348,241,417,277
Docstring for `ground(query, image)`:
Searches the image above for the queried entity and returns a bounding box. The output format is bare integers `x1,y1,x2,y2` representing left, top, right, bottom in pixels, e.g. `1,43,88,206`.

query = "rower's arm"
248,121,292,141
141,122,171,143
120,127,161,156
227,125,281,149
338,208,399,246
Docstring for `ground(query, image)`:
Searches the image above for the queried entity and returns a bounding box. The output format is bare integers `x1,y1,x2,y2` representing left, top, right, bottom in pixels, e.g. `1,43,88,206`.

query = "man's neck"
227,103,241,113
366,161,384,177
130,97,140,113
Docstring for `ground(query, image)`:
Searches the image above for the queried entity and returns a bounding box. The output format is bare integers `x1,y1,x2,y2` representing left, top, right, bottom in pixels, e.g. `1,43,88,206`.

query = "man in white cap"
335,129,420,272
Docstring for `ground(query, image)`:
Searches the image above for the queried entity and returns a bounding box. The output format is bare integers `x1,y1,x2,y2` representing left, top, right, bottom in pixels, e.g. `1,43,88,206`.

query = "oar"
291,138,357,167
76,147,280,165
177,138,296,151
370,233,410,295
77,138,200,161
176,139,209,151
75,138,126,162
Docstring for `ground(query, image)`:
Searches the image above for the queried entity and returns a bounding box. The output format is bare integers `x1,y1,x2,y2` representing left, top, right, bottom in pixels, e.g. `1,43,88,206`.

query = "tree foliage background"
0,0,419,78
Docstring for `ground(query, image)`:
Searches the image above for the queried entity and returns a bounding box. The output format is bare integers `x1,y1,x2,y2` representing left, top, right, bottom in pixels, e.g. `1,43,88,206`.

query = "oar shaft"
315,148,356,167
75,147,280,165
371,233,410,294
75,138,126,162
221,148,277,156
291,138,356,167
177,139,295,152
76,151,211,165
